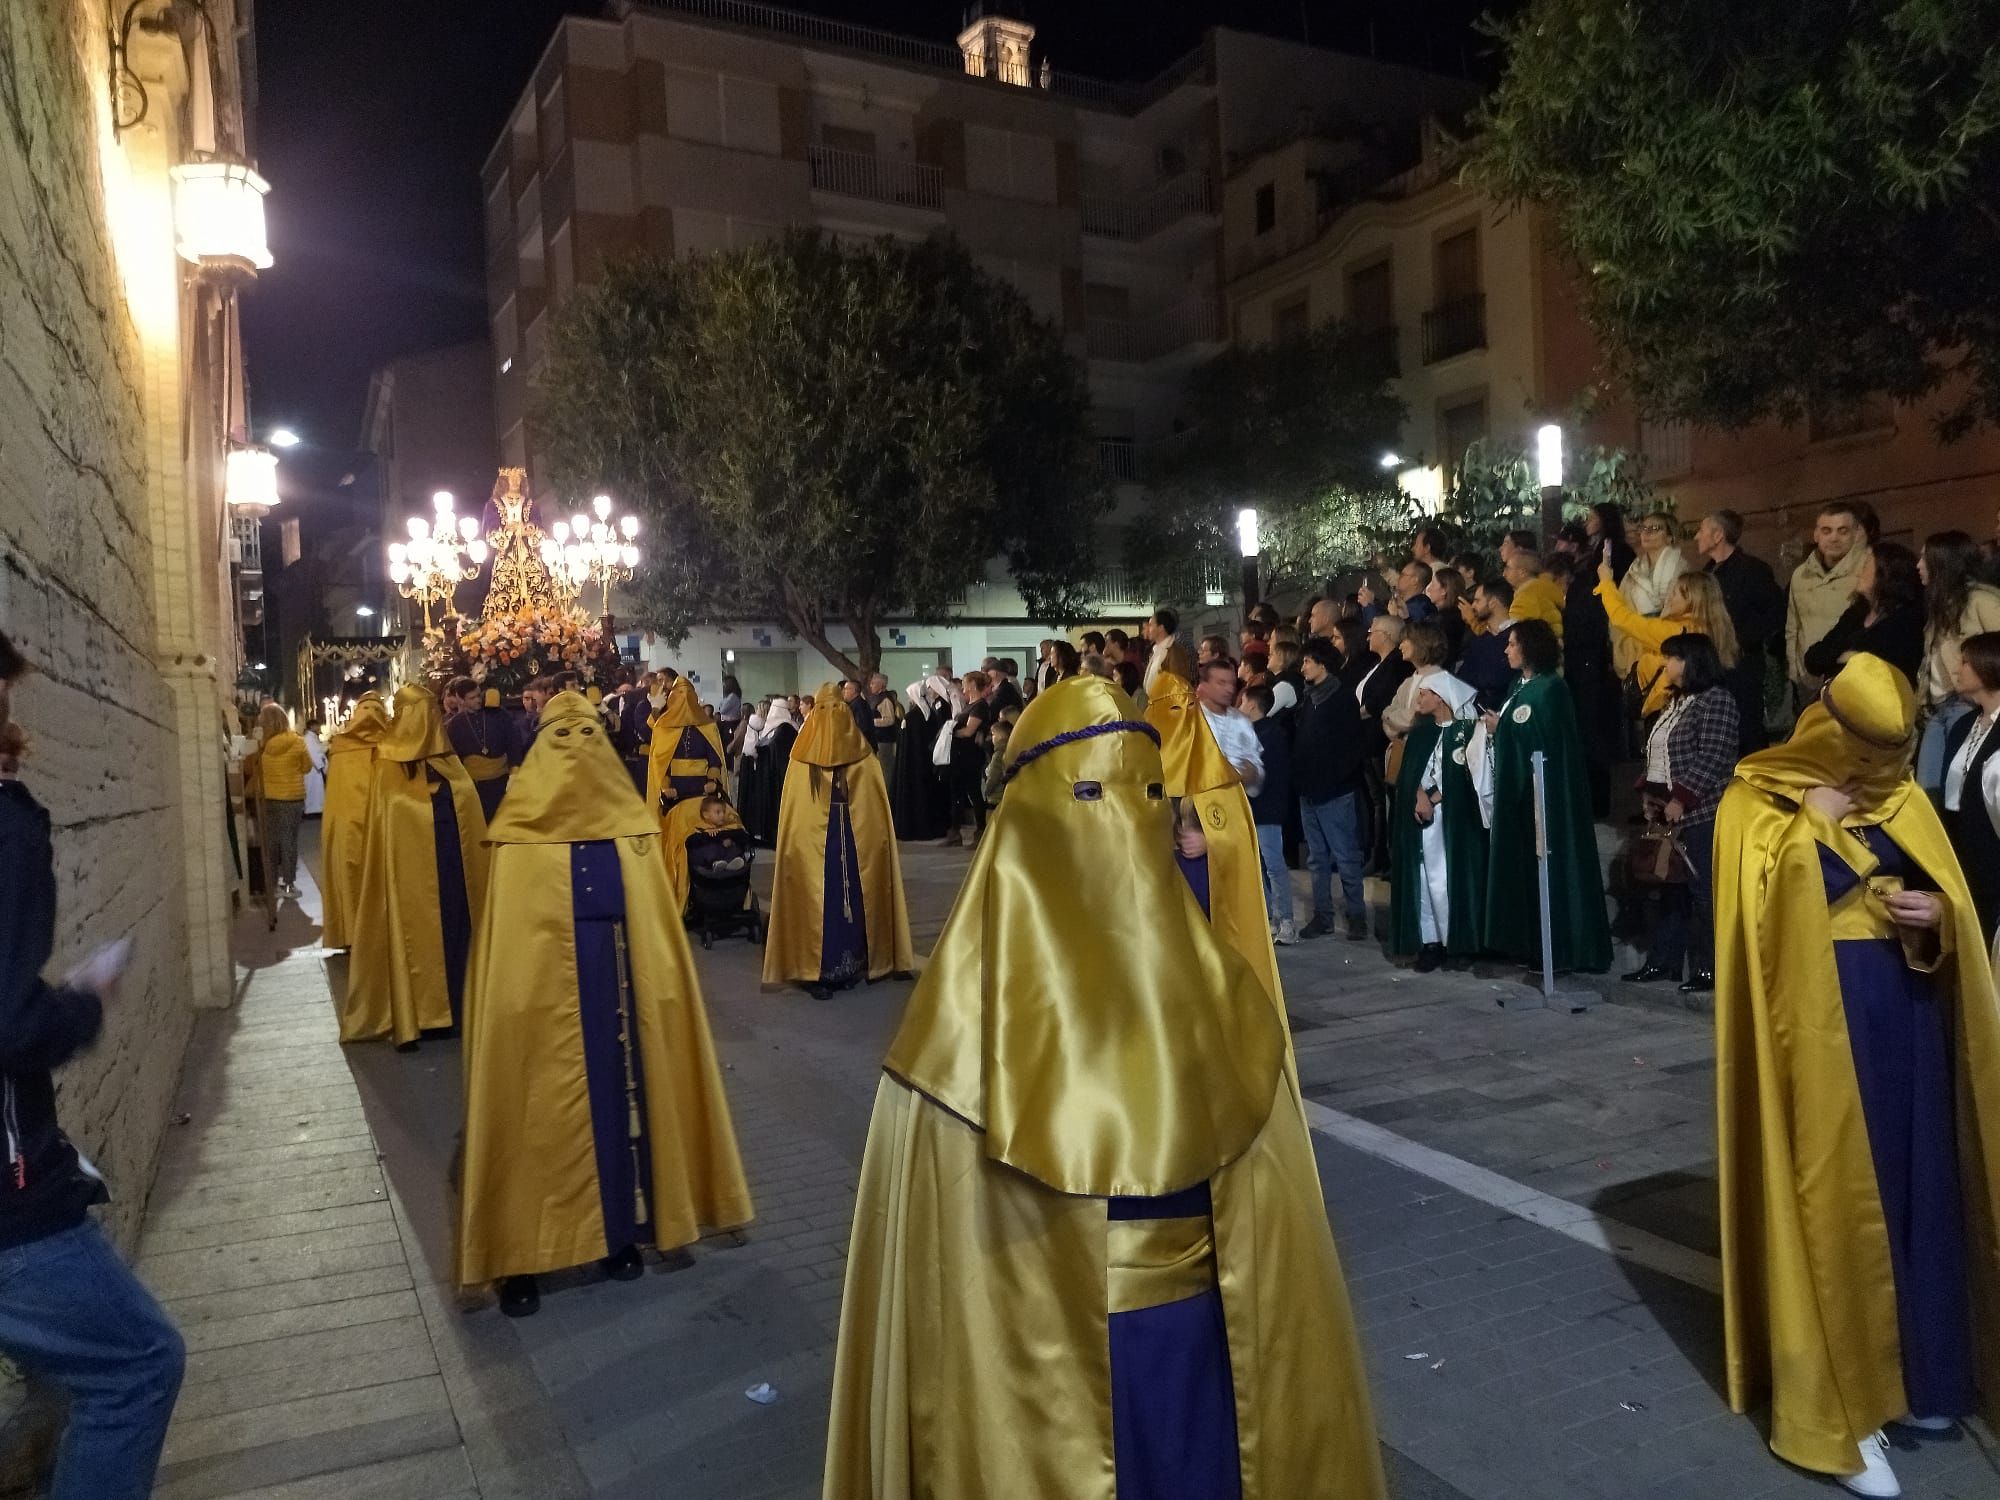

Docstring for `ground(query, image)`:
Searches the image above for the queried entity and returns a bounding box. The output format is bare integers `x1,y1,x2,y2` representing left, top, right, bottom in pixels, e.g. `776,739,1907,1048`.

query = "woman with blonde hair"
1622,511,1690,618
253,702,313,901
1596,562,1740,720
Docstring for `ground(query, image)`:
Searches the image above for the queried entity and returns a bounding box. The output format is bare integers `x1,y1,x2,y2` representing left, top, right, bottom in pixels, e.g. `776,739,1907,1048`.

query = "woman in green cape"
1476,619,1613,973
1390,672,1487,970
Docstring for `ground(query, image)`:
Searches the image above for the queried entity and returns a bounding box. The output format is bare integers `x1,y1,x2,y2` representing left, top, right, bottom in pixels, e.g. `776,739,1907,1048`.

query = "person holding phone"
0,631,185,1499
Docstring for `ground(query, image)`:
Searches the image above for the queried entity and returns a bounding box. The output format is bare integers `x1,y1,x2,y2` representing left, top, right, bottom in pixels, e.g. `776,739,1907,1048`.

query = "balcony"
1097,438,1138,482
1080,172,1216,242
1086,297,1223,364
808,146,944,211
1421,294,1486,364
1638,416,1693,478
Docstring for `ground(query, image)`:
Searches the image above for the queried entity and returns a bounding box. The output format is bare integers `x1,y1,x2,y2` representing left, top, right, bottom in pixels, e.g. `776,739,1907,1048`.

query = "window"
1348,260,1393,330
1084,283,1132,320
1440,396,1489,486
1435,228,1479,301
1271,292,1310,342
1254,183,1276,235
280,518,301,569
821,125,876,156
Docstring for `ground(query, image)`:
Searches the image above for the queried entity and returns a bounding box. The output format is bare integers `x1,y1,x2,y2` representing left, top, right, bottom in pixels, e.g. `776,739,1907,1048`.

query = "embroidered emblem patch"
1205,803,1226,830
1512,704,1533,724
1451,747,1467,764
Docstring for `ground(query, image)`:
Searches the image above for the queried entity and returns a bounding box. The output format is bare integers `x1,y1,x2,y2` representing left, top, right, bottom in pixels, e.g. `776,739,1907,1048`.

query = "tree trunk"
846,608,882,677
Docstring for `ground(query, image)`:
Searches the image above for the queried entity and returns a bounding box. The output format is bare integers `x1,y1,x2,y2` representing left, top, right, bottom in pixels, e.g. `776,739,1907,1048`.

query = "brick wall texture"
0,2,205,1251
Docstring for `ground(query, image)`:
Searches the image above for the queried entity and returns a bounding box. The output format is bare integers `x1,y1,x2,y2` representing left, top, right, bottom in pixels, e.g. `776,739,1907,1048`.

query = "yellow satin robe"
644,677,727,824
1145,672,1282,1008
456,692,751,1286
1713,656,2000,1477
661,797,745,913
341,684,490,1046
763,685,913,987
320,695,388,950
825,676,1383,1499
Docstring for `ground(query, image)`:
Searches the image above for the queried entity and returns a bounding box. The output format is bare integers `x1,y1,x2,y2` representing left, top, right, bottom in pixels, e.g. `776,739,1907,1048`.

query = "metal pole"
1539,483,1565,549
1240,556,1259,629
1533,749,1557,998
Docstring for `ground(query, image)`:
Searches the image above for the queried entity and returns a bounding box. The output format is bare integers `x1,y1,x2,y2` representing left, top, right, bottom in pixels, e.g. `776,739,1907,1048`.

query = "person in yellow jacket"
763,683,913,999
320,694,389,949
341,683,489,1047
1596,560,1742,717
823,675,1384,1500
252,703,313,901
456,690,752,1318
1713,654,2000,1497
1504,548,1568,642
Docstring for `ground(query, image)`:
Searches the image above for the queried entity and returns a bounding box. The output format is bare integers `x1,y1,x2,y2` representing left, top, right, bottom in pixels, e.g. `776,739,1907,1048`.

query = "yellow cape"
341,683,491,1045
762,685,914,986
662,797,745,913
320,694,388,950
826,676,1384,1499
1714,656,2000,1476
456,692,751,1285
1144,671,1282,1010
645,678,726,822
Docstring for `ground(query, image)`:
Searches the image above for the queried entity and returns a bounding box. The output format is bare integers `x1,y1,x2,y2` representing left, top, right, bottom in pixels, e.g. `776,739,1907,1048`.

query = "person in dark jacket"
1457,577,1519,711
1696,509,1786,754
0,632,185,1498
1801,540,1925,690
1563,507,1637,818
841,677,876,748
1355,616,1414,874
1241,683,1297,944
1294,639,1371,940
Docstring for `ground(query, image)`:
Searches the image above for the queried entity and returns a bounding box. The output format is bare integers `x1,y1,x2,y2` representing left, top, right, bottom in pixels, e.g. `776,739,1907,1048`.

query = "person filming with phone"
0,630,184,1499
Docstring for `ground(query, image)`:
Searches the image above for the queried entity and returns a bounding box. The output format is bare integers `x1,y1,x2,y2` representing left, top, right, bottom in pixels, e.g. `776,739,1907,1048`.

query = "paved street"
132,829,2000,1499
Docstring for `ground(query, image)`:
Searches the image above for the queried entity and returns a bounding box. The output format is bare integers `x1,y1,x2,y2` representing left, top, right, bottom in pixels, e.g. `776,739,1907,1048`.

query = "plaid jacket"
1655,686,1741,826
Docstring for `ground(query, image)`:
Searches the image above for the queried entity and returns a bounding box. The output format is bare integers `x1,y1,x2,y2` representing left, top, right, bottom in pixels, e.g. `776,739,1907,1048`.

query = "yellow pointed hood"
792,682,872,769
377,683,452,762
489,691,658,844
329,693,389,751
1733,653,1916,823
1144,670,1238,796
884,674,1285,1198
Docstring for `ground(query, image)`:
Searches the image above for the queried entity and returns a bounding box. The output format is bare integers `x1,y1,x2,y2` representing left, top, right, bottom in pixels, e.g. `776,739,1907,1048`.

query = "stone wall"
0,1,201,1251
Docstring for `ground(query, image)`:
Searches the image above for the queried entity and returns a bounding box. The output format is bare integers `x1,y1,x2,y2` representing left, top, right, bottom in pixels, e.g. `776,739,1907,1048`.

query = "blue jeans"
0,1220,185,1499
1300,791,1367,924
1255,823,1292,928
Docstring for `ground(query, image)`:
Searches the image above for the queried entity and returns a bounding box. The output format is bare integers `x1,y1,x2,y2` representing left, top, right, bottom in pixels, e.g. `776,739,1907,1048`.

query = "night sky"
240,0,1506,451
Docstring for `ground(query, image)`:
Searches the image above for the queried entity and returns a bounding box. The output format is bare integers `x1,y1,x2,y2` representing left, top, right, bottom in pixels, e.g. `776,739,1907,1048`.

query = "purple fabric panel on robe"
473,777,507,824
570,841,655,1254
429,767,472,1030
1106,1181,1241,1500
670,728,723,802
820,771,869,989
1175,851,1212,919
1820,826,1976,1417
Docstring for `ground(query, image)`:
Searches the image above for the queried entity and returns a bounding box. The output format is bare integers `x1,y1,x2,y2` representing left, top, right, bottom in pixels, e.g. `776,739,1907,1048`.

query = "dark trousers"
1647,817,1715,977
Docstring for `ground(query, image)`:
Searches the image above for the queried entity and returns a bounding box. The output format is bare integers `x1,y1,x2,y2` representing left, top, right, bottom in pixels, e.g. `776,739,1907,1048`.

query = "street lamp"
1535,423,1565,544
169,157,273,276
387,490,486,632
1378,451,1404,471
225,445,281,520
269,427,301,448
1235,507,1260,624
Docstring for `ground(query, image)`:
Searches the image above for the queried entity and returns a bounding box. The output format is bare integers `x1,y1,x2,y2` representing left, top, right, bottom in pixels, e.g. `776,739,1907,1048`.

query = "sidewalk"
127,835,2000,1499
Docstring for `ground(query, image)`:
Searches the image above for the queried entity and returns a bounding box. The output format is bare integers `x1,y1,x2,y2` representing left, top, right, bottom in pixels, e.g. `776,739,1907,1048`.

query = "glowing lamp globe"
224,446,280,519
620,515,639,540
593,494,612,521
171,159,273,275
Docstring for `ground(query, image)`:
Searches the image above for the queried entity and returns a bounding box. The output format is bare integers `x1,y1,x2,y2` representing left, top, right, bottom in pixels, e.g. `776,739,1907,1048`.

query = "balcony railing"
1086,297,1223,363
1080,172,1216,241
1097,438,1138,482
1421,294,1486,364
1638,417,1693,478
808,145,944,210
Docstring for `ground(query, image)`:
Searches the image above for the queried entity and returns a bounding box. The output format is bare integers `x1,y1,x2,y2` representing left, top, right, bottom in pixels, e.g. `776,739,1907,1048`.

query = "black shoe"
1345,918,1370,942
1413,944,1444,973
499,1275,540,1317
806,984,832,1002
601,1245,645,1282
1677,970,1714,994
1622,964,1675,984
1299,915,1335,940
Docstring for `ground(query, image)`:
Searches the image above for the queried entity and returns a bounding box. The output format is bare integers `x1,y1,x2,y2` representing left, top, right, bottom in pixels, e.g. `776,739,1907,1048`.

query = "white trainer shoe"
1838,1431,1901,1498
1273,919,1298,946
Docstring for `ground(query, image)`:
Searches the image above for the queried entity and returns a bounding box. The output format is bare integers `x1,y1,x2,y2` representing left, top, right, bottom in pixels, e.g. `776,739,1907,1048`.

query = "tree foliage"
536,231,1107,676
1470,0,2000,437
1127,323,1408,602
1420,438,1656,559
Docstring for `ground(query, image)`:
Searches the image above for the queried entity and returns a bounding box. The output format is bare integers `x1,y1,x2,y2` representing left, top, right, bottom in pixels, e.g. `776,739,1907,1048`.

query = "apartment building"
480,0,1476,679
1226,125,2000,565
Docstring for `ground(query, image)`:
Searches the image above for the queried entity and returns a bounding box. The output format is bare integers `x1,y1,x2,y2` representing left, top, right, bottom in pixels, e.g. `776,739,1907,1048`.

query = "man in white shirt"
1142,607,1181,694
1194,657,1263,795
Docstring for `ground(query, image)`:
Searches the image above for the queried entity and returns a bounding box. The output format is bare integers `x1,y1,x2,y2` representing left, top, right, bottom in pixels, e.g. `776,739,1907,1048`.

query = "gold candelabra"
540,493,640,617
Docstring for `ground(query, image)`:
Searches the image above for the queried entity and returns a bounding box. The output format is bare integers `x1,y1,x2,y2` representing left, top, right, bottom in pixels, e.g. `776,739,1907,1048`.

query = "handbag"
1624,821,1692,886
1384,737,1406,784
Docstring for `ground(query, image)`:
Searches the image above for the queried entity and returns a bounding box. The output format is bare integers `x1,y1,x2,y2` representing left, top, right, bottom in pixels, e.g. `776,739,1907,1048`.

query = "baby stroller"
685,840,767,950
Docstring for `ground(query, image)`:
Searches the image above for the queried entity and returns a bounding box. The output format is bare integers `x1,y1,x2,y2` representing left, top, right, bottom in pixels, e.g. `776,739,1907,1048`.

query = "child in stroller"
685,795,764,947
